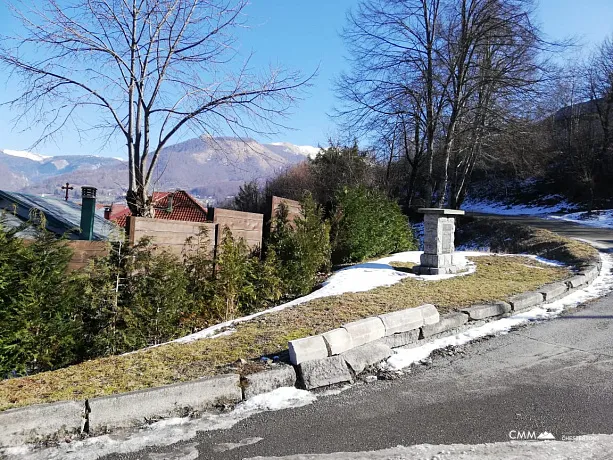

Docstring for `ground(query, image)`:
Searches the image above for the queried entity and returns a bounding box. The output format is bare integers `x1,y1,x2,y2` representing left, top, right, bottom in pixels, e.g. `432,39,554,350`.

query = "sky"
0,0,612,158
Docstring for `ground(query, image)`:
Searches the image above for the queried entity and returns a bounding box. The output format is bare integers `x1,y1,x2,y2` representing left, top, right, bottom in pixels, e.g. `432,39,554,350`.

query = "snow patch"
1,149,50,162
549,210,613,229
463,198,571,215
269,142,320,158
384,252,613,371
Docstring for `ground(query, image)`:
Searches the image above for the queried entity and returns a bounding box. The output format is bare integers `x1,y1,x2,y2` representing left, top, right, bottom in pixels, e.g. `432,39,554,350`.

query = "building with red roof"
105,190,208,228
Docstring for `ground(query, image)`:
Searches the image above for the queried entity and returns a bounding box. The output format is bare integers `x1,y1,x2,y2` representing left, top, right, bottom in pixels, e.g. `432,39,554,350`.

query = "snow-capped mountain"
0,149,50,162
0,137,317,202
267,142,321,159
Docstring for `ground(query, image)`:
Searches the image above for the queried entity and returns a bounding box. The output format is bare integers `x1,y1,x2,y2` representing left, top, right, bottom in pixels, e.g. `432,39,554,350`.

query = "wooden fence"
66,241,109,271
126,208,264,256
211,208,264,249
127,216,216,256
122,201,307,257
270,196,302,230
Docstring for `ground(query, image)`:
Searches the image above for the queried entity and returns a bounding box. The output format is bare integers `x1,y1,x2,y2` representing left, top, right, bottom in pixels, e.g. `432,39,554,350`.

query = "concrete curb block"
89,374,242,433
342,317,386,348
322,328,353,356
509,291,543,312
298,355,353,390
461,302,511,320
0,374,243,447
581,266,599,283
341,342,393,375
289,335,329,365
421,312,469,338
540,282,569,302
567,275,589,289
378,308,423,336
415,304,440,325
0,400,83,447
242,366,297,400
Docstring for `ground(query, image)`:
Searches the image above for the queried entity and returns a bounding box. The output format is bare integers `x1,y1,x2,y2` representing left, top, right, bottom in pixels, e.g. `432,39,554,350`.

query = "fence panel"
66,241,109,271
270,196,302,229
128,216,216,256
212,208,263,249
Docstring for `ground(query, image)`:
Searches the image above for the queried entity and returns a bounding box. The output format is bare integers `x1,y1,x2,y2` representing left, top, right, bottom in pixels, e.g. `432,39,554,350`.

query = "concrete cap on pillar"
418,208,465,216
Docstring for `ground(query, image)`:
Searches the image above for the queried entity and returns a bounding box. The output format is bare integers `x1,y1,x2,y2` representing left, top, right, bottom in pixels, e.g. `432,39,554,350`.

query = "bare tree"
0,0,307,216
336,0,446,207
337,0,550,208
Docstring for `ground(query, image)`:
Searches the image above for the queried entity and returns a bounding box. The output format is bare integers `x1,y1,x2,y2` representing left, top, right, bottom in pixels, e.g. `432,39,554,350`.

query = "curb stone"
322,328,353,356
378,308,423,336
341,342,393,375
298,355,353,390
461,302,511,320
242,365,297,400
288,335,329,365
540,282,569,302
342,317,386,347
567,275,589,289
0,400,83,448
88,374,242,433
421,312,469,338
0,374,242,448
509,291,543,312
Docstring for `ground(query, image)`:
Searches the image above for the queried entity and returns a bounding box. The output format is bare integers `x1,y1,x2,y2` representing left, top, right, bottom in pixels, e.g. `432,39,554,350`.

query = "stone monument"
414,208,465,275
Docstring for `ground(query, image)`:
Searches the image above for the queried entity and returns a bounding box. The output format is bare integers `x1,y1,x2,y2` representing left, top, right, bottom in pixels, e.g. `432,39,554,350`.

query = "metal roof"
0,190,122,241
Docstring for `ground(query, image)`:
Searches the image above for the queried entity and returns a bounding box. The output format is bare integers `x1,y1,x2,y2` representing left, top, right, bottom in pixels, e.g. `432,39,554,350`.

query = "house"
0,190,119,241
106,190,209,227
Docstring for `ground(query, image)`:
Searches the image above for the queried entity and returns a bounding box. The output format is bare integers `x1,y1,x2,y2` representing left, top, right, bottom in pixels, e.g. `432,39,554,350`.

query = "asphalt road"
98,216,613,460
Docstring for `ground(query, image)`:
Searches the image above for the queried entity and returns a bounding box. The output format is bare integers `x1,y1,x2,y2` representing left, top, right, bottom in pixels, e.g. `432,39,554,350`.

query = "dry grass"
456,217,600,267
0,255,569,411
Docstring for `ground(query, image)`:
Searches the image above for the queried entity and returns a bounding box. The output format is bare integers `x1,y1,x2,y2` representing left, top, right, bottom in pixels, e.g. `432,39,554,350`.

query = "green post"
80,186,97,241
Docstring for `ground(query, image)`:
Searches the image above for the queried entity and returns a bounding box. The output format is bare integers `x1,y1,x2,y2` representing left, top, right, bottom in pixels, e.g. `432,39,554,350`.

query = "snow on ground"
550,209,613,229
3,387,317,460
384,252,613,372
170,251,478,345
247,434,613,459
462,198,572,215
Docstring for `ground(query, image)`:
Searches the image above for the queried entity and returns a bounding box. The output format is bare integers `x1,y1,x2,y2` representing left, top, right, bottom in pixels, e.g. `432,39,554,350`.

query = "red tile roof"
109,190,208,228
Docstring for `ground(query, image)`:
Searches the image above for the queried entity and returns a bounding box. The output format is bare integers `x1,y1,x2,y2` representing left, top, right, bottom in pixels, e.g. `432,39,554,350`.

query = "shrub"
0,221,81,376
267,193,331,296
122,239,194,347
331,186,415,264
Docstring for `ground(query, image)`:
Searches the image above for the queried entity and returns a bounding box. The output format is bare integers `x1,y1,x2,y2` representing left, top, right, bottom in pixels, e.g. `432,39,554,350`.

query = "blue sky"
0,0,612,157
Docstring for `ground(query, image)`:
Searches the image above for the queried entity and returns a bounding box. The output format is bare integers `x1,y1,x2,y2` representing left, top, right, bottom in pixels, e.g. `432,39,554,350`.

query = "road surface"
92,217,613,459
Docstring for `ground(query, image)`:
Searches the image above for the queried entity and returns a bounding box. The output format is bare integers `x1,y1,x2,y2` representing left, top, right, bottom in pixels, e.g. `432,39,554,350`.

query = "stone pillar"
414,208,465,275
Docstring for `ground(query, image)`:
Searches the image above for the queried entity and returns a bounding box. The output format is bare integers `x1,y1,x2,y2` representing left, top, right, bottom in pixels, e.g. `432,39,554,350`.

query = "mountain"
0,137,318,204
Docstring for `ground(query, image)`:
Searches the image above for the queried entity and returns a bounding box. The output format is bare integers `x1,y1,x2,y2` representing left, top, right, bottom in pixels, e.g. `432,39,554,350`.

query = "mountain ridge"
0,137,319,204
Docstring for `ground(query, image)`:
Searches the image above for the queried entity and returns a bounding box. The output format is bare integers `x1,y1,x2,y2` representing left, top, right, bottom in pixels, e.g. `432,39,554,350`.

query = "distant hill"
0,137,319,204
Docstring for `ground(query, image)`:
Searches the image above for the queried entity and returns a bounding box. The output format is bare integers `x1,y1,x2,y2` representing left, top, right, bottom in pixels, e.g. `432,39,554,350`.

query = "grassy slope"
0,255,569,411
456,217,600,267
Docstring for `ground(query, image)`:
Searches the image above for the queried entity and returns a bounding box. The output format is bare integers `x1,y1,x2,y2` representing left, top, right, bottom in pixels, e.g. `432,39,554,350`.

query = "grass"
0,255,570,411
456,217,600,267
